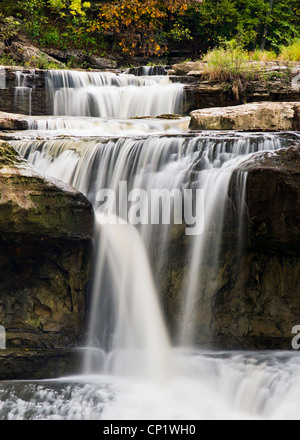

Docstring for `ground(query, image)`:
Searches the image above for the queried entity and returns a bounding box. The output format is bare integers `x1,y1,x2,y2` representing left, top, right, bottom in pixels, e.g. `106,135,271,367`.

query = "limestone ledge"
189,102,300,131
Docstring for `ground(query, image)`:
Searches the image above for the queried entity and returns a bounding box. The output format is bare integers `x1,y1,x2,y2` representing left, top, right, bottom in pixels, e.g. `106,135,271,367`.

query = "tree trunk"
260,0,274,50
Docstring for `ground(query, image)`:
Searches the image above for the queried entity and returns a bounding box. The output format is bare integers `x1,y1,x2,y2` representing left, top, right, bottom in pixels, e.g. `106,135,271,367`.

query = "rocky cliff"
0,142,94,378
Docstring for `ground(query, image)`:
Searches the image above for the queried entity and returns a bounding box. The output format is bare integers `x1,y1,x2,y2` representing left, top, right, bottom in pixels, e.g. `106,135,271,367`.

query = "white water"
84,214,172,379
46,70,184,118
24,116,190,138
14,70,34,115
13,132,291,358
1,350,300,420
5,68,300,420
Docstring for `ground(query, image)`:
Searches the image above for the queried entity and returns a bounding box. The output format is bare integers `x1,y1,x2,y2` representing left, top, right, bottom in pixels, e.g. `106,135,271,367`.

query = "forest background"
0,0,299,65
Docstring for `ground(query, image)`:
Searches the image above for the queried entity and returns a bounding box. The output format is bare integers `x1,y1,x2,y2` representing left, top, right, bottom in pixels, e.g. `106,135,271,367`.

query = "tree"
91,0,190,56
47,0,91,16
179,0,300,53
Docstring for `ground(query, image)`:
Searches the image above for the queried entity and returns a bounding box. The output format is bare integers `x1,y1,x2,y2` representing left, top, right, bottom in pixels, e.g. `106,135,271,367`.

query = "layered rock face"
0,68,51,116
212,146,300,349
189,102,300,131
0,142,94,351
173,61,300,113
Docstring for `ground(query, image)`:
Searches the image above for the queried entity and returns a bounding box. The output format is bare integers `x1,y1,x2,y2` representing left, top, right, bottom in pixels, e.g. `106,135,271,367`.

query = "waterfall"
125,65,168,76
12,132,289,363
24,116,190,138
6,67,300,419
14,70,34,115
45,70,184,118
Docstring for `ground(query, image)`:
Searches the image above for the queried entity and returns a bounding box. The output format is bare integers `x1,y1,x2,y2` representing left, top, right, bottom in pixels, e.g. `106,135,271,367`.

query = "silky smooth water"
4,68,300,420
1,350,300,420
46,70,184,118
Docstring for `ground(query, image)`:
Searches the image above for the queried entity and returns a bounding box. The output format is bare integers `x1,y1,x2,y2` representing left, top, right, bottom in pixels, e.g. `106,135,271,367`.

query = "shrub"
202,39,261,100
203,40,251,81
279,40,300,61
38,27,60,47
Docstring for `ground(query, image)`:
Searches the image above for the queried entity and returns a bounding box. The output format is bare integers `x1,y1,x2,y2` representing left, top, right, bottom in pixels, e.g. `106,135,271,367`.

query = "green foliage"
0,54,18,66
264,1,300,51
170,23,193,42
263,69,292,84
202,39,261,100
38,27,61,47
175,0,300,54
0,0,299,61
23,54,61,69
47,0,91,16
249,49,278,61
203,40,251,81
0,15,20,43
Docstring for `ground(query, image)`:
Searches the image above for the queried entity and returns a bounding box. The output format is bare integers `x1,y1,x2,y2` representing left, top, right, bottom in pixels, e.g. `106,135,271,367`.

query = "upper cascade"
46,70,185,118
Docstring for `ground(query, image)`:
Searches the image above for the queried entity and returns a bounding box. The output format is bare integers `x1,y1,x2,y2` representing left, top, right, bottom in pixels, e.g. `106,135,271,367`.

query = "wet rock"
211,146,300,349
0,111,29,130
172,61,206,76
156,114,182,119
0,141,94,351
0,348,82,380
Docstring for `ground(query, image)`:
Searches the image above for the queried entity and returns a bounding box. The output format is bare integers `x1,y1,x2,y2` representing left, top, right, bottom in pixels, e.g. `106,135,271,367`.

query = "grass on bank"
201,39,300,100
203,38,300,77
279,40,300,61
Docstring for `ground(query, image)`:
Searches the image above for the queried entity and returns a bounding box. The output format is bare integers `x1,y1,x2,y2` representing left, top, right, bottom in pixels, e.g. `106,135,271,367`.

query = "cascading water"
46,70,184,118
14,70,33,115
3,68,300,420
12,132,290,360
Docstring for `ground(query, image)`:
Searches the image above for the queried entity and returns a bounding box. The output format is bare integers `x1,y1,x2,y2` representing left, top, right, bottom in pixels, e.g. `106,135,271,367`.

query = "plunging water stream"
2,68,300,419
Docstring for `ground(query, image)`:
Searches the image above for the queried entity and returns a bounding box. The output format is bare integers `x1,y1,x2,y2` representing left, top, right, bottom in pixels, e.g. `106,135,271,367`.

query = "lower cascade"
2,67,300,419
12,133,293,367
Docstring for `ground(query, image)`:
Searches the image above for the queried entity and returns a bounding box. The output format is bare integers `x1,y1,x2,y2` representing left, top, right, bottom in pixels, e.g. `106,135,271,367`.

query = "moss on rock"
0,142,22,168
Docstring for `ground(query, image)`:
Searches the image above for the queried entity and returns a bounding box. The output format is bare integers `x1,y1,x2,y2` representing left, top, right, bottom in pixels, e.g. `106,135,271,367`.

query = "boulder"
172,61,206,76
86,54,118,69
189,102,300,130
0,111,29,130
42,48,118,70
8,41,66,69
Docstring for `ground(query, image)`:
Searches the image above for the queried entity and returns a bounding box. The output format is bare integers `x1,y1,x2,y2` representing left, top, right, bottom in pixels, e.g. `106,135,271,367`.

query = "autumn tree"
91,0,190,57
